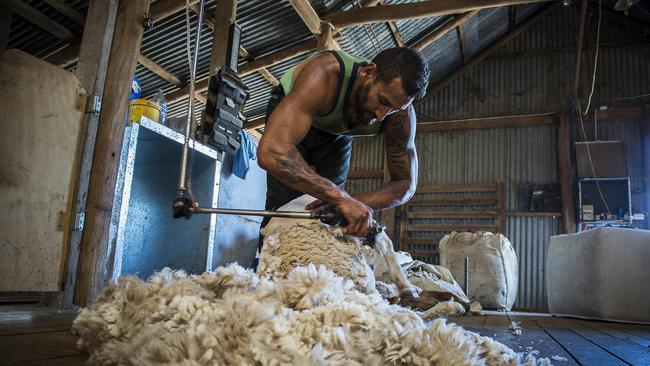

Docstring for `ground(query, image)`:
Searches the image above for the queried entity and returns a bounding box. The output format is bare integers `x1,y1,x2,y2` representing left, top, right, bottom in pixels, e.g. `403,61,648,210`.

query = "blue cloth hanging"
232,130,257,179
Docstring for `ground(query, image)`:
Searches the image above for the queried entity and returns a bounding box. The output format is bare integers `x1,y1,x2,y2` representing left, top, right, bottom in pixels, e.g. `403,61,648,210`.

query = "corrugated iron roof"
7,0,649,121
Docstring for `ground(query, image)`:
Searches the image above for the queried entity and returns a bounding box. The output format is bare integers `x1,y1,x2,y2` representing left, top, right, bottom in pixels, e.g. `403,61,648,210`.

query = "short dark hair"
372,47,430,100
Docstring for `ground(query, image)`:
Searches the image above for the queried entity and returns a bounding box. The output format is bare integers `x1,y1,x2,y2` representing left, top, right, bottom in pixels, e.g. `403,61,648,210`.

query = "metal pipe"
177,0,206,196
464,257,469,297
191,207,315,219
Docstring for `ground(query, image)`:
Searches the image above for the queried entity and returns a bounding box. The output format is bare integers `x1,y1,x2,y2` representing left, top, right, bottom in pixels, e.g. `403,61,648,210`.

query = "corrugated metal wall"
346,6,648,311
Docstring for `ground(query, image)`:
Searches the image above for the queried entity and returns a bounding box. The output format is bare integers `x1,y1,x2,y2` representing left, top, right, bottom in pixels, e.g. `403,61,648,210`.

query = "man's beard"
354,81,377,126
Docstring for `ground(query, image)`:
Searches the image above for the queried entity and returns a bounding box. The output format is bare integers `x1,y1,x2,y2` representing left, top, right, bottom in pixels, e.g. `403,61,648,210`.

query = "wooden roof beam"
573,0,588,96
361,0,405,48
387,21,405,47
509,5,517,31
425,3,558,96
324,0,552,29
289,0,322,35
44,0,199,67
290,0,341,51
190,5,278,89
150,0,200,23
43,0,85,25
20,0,187,101
166,39,318,104
412,10,477,51
4,0,78,42
458,23,470,64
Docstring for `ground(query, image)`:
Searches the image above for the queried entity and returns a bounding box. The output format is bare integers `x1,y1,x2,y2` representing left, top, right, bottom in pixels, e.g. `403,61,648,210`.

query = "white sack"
439,231,518,310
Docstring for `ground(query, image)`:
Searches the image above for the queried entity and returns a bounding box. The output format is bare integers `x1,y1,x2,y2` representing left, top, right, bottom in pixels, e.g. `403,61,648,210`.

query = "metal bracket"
85,95,101,115
73,212,85,231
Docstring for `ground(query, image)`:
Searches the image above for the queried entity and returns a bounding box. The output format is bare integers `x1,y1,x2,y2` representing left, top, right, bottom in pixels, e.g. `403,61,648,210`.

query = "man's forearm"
267,147,348,204
353,179,414,210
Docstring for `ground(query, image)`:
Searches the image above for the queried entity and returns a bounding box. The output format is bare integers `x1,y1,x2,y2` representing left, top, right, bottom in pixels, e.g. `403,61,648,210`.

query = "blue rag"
232,130,257,179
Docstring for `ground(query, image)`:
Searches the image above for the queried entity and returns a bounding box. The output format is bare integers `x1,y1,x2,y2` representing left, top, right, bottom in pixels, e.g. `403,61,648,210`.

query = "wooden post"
573,0,588,96
62,0,118,309
381,153,397,240
75,0,150,306
642,105,650,230
208,0,237,75
399,203,409,252
0,6,11,53
558,114,577,233
497,181,506,234
317,22,339,51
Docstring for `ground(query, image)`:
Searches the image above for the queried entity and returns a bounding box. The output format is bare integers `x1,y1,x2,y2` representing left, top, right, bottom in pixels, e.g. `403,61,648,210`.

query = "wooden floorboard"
0,304,87,365
454,313,650,365
8,355,88,366
0,330,84,364
543,328,628,366
571,326,650,365
465,327,579,364
578,320,650,349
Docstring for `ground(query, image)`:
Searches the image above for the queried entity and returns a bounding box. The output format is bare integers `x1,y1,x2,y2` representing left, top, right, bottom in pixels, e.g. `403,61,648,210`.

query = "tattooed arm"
257,55,373,236
354,106,418,209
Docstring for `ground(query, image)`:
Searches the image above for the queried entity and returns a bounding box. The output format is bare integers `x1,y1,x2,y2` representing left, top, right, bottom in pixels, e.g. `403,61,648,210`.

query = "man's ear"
361,62,377,79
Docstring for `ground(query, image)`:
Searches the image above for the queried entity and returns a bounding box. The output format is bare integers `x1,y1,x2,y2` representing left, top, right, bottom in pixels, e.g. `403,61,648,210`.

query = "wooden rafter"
412,11,477,51
150,0,200,23
290,0,341,51
44,0,197,67
289,0,322,35
458,23,469,63
167,39,318,104
361,1,405,48
573,0,588,96
191,5,279,89
509,5,517,31
323,0,551,29
258,68,279,86
137,54,181,86
386,21,405,47
243,115,266,130
5,0,78,42
416,113,556,132
13,0,189,101
43,0,85,25
425,3,558,96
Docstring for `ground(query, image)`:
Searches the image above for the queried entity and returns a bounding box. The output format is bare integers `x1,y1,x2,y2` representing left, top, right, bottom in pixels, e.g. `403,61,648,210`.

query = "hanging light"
615,0,640,15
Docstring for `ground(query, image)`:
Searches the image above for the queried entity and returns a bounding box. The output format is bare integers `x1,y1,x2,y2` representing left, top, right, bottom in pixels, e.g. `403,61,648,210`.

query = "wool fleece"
73,264,551,365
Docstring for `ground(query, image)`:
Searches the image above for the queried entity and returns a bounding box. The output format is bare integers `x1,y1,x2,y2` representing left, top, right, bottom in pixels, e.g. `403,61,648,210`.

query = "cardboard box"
582,205,594,221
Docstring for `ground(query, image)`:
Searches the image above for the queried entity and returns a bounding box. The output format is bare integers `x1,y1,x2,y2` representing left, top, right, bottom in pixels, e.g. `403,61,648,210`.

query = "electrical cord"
579,0,601,116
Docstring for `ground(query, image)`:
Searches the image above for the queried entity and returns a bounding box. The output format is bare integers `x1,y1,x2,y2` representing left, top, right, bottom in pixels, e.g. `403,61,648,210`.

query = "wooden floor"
0,305,648,365
452,311,650,365
0,304,86,365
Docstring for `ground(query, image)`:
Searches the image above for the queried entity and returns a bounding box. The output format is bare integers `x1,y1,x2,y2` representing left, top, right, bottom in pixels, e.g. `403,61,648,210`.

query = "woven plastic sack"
439,232,518,310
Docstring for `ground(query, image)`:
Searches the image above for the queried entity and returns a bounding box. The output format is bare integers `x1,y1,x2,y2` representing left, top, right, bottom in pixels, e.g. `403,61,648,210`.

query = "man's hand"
305,198,335,213
307,196,373,236
338,196,374,236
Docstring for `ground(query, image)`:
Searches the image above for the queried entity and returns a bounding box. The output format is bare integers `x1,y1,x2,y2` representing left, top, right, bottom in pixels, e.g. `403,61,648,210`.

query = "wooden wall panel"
0,50,85,291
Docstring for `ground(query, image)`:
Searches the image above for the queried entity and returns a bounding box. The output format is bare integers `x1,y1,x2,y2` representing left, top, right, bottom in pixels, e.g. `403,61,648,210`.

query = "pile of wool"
73,263,551,365
398,260,470,313
259,210,469,316
258,220,376,294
